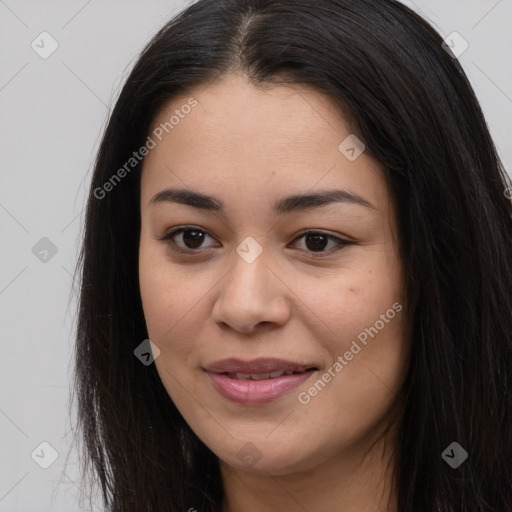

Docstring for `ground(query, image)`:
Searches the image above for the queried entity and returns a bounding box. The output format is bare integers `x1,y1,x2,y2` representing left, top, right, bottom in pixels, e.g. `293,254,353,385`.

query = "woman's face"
139,72,409,476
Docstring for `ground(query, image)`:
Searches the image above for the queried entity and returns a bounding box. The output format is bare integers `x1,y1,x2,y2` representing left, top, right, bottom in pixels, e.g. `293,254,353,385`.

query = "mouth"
204,357,318,375
204,365,318,405
221,368,317,380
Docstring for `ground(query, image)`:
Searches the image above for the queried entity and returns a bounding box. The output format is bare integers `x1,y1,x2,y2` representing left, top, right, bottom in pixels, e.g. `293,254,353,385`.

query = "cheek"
298,278,407,448
138,243,208,347
300,252,403,345
138,248,210,401
300,249,407,393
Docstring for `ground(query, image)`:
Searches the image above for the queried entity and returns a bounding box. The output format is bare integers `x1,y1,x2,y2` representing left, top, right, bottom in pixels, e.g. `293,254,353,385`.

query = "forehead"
147,73,347,159
140,72,389,214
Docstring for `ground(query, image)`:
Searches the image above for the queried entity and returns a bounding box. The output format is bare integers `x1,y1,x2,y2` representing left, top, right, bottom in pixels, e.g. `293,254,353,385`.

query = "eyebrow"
149,187,377,214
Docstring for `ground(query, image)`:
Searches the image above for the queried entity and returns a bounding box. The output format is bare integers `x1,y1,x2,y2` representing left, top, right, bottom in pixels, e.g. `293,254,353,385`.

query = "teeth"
230,370,300,380
250,373,269,380
235,373,253,379
235,372,270,380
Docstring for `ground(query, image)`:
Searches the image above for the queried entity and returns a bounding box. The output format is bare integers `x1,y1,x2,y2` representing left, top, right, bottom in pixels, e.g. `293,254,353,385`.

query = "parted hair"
72,1,512,510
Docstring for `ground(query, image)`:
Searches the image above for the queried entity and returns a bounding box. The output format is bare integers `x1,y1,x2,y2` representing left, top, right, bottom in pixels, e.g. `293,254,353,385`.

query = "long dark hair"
71,1,512,510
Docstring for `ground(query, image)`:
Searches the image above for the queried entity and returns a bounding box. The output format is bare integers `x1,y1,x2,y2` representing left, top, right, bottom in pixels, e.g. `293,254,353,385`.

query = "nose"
211,247,291,335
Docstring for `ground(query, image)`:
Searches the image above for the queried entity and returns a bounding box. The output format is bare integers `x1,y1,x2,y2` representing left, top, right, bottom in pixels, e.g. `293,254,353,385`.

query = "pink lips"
204,357,318,405
207,371,315,405
205,358,317,405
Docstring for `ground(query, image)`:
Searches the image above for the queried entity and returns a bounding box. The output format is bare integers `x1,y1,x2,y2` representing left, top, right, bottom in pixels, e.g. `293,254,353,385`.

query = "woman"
72,0,512,510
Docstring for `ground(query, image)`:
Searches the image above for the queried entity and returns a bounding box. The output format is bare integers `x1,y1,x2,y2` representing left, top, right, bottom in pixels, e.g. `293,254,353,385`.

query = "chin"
219,442,322,476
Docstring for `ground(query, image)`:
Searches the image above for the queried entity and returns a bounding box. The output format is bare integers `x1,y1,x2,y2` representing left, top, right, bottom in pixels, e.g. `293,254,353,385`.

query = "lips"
206,370,317,405
204,358,318,405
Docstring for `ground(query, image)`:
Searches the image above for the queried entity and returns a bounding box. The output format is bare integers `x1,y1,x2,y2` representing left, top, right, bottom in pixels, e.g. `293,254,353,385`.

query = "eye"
157,227,350,256
290,230,349,255
158,226,218,253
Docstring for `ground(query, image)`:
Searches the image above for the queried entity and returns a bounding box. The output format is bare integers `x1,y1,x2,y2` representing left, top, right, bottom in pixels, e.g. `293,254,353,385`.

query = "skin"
139,72,410,512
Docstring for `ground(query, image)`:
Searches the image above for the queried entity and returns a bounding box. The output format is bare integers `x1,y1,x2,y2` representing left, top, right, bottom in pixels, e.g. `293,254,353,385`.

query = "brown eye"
304,233,329,251
292,231,349,255
159,227,216,252
180,229,206,249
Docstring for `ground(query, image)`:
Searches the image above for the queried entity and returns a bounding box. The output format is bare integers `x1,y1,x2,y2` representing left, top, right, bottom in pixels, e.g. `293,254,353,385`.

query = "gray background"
0,1,511,510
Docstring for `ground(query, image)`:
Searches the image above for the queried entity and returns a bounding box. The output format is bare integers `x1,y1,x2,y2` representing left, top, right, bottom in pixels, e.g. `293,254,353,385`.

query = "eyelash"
157,226,351,257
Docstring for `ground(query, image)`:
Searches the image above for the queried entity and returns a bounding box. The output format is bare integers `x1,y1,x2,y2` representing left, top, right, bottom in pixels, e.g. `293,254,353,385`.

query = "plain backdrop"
0,1,511,510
